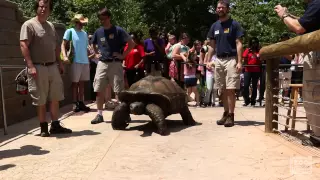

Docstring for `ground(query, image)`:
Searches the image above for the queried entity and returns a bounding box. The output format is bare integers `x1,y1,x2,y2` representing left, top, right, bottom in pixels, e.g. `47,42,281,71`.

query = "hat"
71,14,88,24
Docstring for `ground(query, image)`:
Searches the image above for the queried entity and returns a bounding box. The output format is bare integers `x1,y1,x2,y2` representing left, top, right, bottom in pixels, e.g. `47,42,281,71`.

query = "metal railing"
0,65,26,135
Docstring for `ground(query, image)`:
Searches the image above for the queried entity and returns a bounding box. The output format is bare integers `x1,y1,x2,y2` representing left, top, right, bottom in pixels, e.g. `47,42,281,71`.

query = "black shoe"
242,102,250,107
40,122,50,137
49,121,72,134
78,101,91,112
217,112,229,125
91,114,104,124
73,102,81,113
224,113,235,127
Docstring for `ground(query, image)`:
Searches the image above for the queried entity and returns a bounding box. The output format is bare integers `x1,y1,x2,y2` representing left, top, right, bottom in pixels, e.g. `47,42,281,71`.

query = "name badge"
100,37,105,43
109,34,114,39
214,30,219,35
224,28,230,33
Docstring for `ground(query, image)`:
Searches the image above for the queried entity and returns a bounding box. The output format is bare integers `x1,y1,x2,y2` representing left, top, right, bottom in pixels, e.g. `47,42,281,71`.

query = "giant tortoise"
111,75,196,135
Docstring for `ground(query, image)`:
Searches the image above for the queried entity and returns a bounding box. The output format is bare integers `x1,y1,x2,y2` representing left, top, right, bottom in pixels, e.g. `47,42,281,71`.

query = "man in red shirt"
242,37,261,106
123,31,145,86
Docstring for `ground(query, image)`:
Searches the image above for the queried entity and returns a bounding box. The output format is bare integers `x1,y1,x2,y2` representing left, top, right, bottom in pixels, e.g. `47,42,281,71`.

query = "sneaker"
49,121,72,134
283,97,290,101
224,113,235,127
40,122,50,137
73,102,81,113
217,112,229,125
78,101,90,112
91,114,104,124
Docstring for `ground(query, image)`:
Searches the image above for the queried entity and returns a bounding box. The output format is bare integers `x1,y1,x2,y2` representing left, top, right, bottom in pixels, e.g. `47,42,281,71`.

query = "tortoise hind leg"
111,102,130,130
180,105,196,126
145,104,167,135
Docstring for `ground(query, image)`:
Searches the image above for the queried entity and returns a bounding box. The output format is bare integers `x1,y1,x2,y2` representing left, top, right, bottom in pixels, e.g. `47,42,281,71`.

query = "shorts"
184,77,197,88
71,63,90,82
93,61,124,93
215,56,240,90
27,64,64,106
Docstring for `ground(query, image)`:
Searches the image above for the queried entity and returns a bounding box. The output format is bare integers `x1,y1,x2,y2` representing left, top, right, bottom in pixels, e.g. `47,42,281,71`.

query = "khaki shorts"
215,56,240,90
27,64,64,106
93,61,124,93
70,63,90,82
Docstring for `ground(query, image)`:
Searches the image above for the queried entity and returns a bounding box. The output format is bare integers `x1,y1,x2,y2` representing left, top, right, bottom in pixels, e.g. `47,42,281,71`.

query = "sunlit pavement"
0,100,320,180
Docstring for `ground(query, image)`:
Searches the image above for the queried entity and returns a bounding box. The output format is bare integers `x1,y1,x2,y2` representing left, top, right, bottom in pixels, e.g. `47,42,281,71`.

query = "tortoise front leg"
145,104,167,135
180,105,196,126
111,102,130,130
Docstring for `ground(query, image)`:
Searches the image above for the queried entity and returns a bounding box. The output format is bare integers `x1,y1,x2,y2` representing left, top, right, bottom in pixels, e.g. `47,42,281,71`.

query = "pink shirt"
206,55,216,77
184,64,196,77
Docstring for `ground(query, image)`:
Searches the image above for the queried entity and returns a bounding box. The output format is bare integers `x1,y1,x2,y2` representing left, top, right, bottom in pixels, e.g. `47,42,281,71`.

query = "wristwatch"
282,13,289,20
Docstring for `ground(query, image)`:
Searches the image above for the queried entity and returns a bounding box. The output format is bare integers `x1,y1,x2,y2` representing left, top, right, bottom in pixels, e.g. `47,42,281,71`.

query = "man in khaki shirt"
20,0,72,137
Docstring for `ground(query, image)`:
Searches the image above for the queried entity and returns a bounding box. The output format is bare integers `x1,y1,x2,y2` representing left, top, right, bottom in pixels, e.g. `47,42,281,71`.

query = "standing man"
206,0,244,127
20,0,72,137
61,14,91,113
90,7,135,124
275,0,320,146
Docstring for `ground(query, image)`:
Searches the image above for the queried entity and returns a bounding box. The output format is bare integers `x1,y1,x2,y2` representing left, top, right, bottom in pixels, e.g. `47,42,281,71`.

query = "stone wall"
0,1,86,128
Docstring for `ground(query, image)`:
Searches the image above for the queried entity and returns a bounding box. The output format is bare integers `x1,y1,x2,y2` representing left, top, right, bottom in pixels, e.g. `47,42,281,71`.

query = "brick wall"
0,1,87,128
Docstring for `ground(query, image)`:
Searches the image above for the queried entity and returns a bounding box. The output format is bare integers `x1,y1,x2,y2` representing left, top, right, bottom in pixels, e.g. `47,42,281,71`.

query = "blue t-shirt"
92,26,131,61
298,0,320,34
63,28,89,64
207,18,244,57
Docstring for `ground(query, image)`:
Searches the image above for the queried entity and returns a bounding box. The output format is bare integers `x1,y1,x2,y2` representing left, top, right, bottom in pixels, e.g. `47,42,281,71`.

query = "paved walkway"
0,101,320,180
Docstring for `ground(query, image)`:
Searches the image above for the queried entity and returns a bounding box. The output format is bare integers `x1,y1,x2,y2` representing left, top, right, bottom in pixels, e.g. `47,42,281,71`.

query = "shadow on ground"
0,164,16,171
0,145,49,160
53,130,101,139
234,120,265,126
0,104,76,147
107,120,202,137
279,130,320,149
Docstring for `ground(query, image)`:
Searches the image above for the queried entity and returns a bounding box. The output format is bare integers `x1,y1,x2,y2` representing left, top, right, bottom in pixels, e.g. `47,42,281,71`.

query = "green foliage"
230,0,305,46
142,0,216,41
11,0,306,45
11,0,148,35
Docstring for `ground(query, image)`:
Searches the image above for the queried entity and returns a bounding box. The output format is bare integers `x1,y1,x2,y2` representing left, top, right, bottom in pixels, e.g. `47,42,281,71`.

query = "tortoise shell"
118,76,187,115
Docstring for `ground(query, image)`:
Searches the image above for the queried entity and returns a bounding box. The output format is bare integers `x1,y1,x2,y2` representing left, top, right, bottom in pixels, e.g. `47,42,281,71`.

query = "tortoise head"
130,102,145,115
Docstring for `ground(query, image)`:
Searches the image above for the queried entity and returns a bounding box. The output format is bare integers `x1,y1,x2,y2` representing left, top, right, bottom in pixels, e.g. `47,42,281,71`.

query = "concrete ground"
0,100,320,180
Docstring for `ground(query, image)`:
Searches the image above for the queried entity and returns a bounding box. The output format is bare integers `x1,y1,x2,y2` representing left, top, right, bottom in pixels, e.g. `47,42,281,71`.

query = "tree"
11,0,149,35
230,0,305,46
141,0,217,41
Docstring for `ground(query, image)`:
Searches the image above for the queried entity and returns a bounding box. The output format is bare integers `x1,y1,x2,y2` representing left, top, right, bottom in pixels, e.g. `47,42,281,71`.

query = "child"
204,54,217,107
182,52,200,107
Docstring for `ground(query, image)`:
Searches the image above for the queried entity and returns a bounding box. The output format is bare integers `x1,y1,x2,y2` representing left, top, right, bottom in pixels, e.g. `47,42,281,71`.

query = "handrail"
260,29,320,59
0,64,25,135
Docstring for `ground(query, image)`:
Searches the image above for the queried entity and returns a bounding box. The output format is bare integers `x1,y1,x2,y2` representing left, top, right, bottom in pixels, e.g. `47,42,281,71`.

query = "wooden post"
265,58,279,132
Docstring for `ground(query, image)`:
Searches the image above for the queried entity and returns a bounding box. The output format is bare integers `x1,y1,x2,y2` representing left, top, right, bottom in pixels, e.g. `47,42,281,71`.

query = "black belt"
33,62,56,66
217,53,235,58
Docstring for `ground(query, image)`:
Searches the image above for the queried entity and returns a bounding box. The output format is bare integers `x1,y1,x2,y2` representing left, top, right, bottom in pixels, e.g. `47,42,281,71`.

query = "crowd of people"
19,0,320,147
